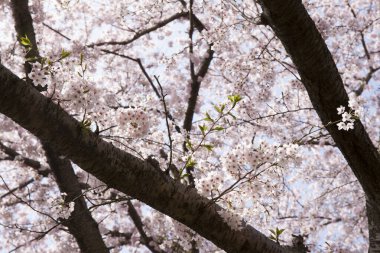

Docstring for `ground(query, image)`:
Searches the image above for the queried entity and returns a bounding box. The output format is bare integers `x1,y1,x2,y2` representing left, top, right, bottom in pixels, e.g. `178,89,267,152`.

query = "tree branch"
258,0,380,251
43,143,109,253
0,63,294,253
88,11,189,48
9,1,109,252
182,1,214,187
0,140,50,176
127,200,165,253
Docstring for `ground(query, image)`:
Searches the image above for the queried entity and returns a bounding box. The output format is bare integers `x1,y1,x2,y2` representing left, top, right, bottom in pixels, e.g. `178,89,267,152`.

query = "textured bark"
10,0,39,60
9,1,109,251
258,0,380,251
182,7,214,186
367,202,380,253
43,144,109,253
126,200,165,253
0,63,291,253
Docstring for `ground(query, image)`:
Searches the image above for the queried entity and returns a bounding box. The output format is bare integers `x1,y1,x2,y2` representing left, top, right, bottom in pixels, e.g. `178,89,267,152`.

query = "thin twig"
154,76,174,171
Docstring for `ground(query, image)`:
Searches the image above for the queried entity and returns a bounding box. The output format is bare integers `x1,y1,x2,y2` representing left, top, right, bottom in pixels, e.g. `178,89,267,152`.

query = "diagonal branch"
0,178,34,199
87,10,206,48
42,23,162,99
0,140,50,199
88,11,189,48
0,62,294,253
0,140,50,175
127,200,165,253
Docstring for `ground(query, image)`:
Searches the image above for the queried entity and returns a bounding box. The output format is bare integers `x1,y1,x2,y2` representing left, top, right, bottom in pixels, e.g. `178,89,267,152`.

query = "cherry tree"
0,0,379,252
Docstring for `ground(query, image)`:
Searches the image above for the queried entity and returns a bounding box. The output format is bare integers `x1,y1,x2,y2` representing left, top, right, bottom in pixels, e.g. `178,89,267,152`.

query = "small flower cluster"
196,171,224,196
336,99,362,131
29,62,49,87
172,221,198,251
275,143,300,166
217,209,243,231
64,80,100,110
221,144,272,178
48,193,75,220
118,107,150,138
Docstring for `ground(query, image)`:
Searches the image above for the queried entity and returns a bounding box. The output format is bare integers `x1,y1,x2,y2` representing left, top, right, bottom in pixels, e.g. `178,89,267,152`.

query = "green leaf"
80,52,84,64
60,49,71,59
199,124,207,135
186,158,196,168
213,126,224,131
214,105,222,114
180,173,189,179
82,119,91,128
228,94,242,103
228,94,242,107
220,103,226,112
185,139,193,150
40,57,48,65
20,35,32,47
204,112,214,122
202,144,214,151
276,228,285,235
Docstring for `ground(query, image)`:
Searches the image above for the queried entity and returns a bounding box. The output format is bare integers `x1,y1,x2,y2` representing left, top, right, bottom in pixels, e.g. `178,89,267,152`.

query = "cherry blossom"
0,0,379,252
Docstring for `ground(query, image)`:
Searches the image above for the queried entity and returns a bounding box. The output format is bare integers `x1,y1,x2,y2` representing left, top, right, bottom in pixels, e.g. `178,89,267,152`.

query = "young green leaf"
199,124,207,135
276,228,285,235
180,173,189,179
213,126,224,131
80,52,84,64
220,104,226,112
186,158,196,168
202,144,214,151
214,105,222,114
20,35,32,47
60,49,71,59
204,112,214,122
228,94,242,107
185,139,193,151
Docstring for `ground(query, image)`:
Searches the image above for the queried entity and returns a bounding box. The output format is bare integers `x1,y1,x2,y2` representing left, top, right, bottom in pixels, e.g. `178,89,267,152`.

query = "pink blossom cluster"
0,0,378,251
47,193,75,220
195,171,223,196
118,108,150,138
221,143,272,178
29,62,49,87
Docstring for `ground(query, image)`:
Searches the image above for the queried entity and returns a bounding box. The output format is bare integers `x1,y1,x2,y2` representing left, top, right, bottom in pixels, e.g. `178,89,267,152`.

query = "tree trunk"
258,0,380,251
9,1,109,251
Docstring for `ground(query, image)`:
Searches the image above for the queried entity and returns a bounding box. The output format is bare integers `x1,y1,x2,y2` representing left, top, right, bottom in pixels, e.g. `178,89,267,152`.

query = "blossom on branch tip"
341,112,354,122
337,122,354,131
336,102,361,131
337,105,345,115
